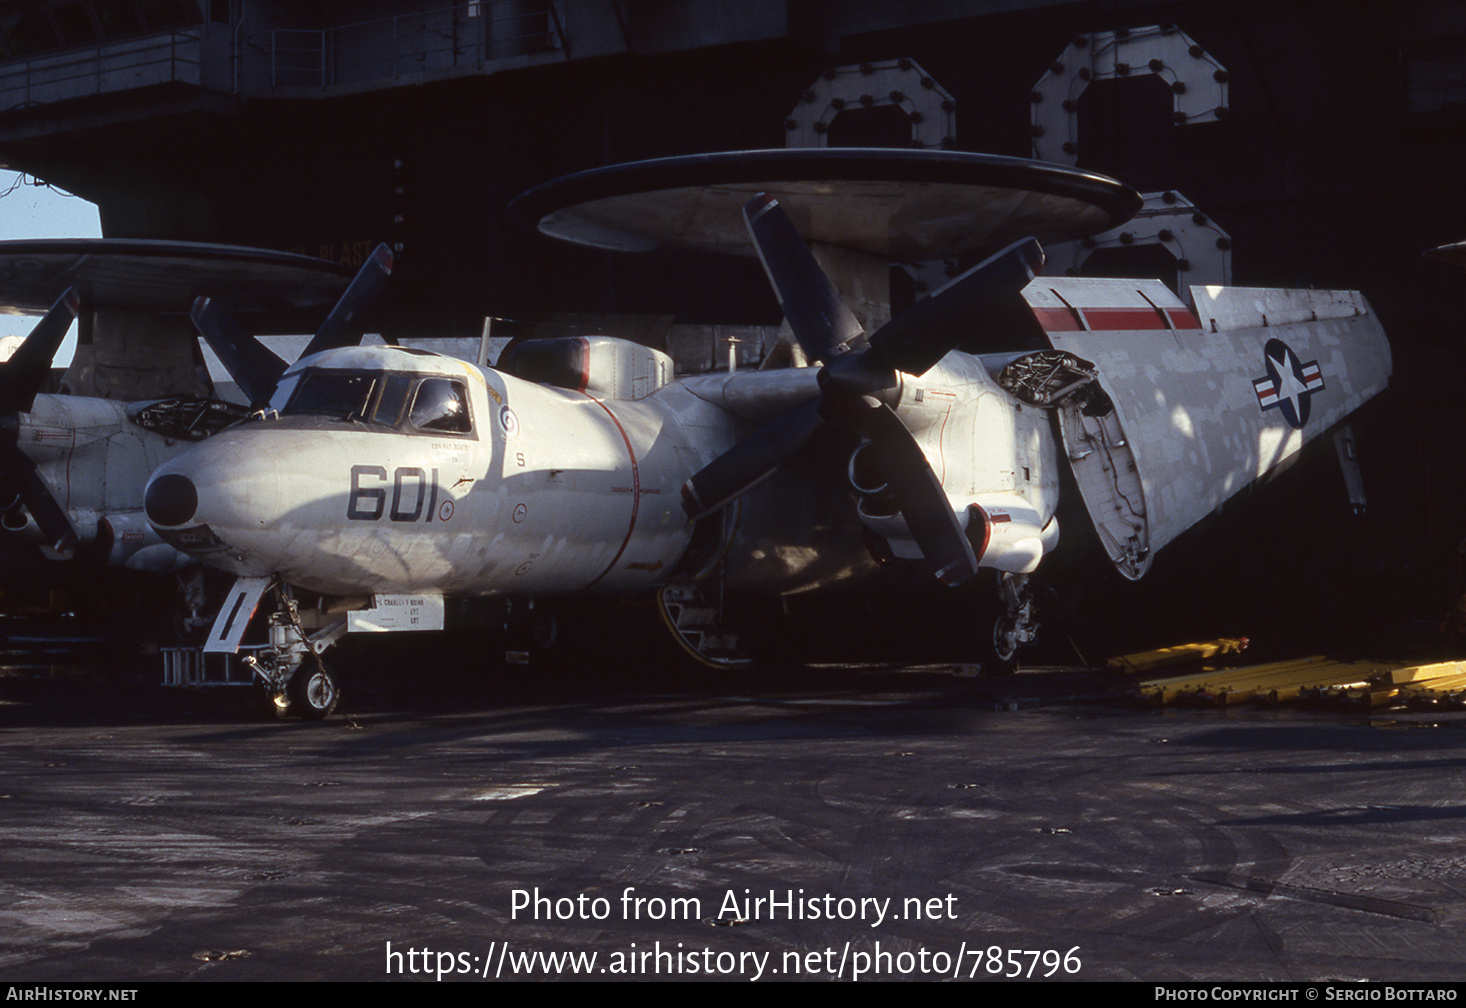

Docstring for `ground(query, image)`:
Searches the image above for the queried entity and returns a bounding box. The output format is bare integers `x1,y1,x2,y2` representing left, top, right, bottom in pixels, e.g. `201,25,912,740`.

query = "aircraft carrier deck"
3,639,1466,984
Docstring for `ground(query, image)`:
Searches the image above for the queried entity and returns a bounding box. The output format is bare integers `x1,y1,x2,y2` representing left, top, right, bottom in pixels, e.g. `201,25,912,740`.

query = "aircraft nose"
145,473,198,527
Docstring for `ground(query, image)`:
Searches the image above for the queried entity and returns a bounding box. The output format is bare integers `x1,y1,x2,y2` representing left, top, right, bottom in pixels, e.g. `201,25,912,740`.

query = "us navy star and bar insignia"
1253,337,1324,429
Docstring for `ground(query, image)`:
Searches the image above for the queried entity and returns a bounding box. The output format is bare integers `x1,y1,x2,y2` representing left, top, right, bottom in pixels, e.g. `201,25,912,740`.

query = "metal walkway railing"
0,29,203,112
246,1,566,92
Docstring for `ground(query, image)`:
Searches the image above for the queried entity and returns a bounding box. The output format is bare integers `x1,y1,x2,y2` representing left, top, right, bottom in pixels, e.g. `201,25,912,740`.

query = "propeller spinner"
681,195,1043,586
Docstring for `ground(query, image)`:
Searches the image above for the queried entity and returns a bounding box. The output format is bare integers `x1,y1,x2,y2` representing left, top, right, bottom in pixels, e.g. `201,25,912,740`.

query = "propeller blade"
681,396,825,520
191,296,289,407
856,402,977,586
864,237,1043,378
192,243,392,406
743,194,862,364
0,440,76,552
0,288,79,415
696,203,1038,587
299,243,394,359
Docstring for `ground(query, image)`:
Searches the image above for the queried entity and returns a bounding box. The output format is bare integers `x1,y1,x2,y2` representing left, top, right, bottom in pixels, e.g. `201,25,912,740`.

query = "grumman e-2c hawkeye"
141,150,1392,718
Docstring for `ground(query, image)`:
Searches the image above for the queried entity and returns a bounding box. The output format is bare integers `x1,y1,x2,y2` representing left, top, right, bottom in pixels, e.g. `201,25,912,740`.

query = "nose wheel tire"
288,664,341,720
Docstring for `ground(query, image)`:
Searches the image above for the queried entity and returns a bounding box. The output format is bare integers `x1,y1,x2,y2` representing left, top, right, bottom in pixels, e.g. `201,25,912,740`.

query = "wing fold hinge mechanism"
995,350,1149,579
994,350,1109,414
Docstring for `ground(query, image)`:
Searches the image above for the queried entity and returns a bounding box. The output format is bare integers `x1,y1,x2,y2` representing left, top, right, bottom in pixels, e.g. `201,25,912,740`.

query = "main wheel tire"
287,664,340,720
980,612,1020,676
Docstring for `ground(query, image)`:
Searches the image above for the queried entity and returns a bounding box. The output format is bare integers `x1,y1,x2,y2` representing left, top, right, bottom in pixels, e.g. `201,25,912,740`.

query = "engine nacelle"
965,499,1058,574
847,433,1059,573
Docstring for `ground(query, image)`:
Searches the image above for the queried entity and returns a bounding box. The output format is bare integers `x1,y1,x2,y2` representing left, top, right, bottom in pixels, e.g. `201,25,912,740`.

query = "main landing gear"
657,584,752,669
978,572,1039,675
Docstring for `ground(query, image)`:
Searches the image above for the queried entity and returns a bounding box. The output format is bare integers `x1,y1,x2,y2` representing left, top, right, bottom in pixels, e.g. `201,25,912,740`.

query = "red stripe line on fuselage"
924,389,957,485
578,395,640,592
575,339,591,394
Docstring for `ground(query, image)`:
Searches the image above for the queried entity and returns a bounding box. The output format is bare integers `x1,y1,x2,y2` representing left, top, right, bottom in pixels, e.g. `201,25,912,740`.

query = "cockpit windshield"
284,372,377,419
281,369,473,436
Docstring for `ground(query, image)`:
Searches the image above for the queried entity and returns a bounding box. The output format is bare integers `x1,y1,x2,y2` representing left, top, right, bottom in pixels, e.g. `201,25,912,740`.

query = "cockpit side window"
408,378,472,434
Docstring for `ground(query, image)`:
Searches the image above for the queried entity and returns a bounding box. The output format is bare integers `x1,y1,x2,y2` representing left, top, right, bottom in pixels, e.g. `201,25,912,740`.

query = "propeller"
192,243,393,406
682,195,1043,586
0,289,81,551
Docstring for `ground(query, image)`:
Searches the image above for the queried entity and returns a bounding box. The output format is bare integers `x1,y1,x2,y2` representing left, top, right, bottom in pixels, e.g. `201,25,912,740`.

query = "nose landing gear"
244,583,346,720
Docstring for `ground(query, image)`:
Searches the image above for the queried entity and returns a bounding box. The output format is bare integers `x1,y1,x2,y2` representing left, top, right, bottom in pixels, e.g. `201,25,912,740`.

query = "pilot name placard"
510,886,957,926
